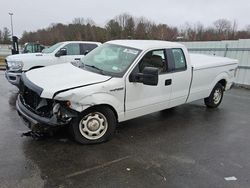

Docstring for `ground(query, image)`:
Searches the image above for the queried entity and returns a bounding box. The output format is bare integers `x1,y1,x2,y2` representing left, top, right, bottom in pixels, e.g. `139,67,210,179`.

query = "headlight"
7,61,23,71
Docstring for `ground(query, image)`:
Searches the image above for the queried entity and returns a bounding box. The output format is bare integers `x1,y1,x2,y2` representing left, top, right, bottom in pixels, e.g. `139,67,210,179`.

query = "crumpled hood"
24,63,111,98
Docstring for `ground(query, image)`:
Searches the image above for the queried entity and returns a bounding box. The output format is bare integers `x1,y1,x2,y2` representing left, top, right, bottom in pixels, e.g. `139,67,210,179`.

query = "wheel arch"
210,72,229,93
217,79,227,89
82,104,119,122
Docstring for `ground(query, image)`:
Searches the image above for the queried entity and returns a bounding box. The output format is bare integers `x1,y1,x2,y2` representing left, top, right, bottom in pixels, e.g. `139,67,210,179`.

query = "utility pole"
8,12,14,40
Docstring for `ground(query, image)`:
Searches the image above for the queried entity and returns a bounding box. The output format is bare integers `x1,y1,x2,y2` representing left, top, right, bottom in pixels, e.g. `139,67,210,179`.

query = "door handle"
74,58,81,60
165,79,172,86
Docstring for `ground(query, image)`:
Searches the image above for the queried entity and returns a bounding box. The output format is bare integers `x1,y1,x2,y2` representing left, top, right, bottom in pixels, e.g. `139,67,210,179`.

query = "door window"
25,44,32,53
171,49,187,71
136,49,167,74
80,43,98,55
64,43,80,55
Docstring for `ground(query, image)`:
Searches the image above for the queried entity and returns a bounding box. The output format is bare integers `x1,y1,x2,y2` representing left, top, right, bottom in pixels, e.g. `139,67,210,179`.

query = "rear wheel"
70,106,116,144
204,83,224,108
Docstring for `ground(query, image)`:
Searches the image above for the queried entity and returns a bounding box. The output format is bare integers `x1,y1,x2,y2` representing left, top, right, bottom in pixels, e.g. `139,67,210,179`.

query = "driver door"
125,49,173,120
58,43,83,64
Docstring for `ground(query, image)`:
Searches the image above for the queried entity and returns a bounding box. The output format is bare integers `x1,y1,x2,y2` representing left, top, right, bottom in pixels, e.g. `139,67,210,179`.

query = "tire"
70,106,116,144
204,83,224,108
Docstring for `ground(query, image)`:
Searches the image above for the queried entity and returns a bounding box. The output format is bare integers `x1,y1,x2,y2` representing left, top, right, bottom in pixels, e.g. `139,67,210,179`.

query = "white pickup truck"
5,41,101,85
16,40,238,144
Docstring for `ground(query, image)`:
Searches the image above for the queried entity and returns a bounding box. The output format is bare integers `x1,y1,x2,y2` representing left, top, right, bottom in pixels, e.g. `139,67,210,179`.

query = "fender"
77,93,123,120
54,79,125,121
52,77,112,99
208,71,229,94
56,92,123,121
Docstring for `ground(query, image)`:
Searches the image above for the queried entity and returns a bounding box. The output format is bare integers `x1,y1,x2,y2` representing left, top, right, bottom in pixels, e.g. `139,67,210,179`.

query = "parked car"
16,40,238,144
5,41,101,86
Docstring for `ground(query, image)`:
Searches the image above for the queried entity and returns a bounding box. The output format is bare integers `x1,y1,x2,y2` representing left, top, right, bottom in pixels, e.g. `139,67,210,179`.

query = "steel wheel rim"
213,89,222,104
79,112,108,140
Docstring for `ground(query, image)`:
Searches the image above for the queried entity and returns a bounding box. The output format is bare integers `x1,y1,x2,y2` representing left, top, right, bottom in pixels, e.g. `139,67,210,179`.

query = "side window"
171,49,186,71
80,43,98,55
64,43,80,55
25,45,32,53
138,49,167,74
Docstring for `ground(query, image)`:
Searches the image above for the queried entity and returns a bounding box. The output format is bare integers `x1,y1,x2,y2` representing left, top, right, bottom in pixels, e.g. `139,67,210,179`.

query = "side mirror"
55,48,67,57
129,67,159,86
84,50,89,55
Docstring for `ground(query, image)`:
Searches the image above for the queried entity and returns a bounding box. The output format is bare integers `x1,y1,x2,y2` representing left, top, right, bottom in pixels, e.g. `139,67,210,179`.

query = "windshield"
81,43,141,77
42,42,63,53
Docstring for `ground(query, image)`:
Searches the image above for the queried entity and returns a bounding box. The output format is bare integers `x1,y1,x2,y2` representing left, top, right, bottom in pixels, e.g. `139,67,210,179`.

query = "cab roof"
62,41,102,45
106,40,184,50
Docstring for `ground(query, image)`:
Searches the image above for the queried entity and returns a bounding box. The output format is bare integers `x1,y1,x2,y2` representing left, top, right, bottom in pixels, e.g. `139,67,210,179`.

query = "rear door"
166,48,192,107
125,49,173,120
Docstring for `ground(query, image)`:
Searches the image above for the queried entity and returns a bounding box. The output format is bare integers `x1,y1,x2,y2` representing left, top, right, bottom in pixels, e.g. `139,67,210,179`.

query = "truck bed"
187,53,238,103
190,54,238,70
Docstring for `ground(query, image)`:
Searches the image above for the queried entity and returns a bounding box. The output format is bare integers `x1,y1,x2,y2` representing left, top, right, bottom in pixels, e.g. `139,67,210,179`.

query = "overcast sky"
1,0,250,37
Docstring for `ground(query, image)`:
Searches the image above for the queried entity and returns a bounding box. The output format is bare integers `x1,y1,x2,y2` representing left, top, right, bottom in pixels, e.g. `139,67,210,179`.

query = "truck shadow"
20,102,225,187
19,104,205,186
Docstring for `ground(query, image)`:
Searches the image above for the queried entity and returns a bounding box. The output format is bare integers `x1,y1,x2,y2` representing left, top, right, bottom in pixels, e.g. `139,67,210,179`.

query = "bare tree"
195,22,204,41
135,17,151,39
105,19,122,39
214,19,232,33
124,17,135,39
230,20,238,39
213,19,232,39
72,18,85,25
85,18,96,26
115,13,130,29
114,13,136,38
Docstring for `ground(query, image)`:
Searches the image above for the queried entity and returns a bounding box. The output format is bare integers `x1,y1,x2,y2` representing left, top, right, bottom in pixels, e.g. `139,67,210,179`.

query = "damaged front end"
16,75,78,132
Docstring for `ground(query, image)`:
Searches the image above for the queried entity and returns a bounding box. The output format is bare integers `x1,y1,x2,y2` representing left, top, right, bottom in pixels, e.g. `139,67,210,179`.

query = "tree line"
4,13,250,45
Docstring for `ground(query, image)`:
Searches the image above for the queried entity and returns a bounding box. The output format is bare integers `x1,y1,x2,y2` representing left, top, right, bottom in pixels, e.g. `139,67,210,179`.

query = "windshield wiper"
84,64,106,75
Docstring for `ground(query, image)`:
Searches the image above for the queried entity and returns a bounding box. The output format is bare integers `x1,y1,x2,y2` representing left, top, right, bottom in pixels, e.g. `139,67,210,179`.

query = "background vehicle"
16,40,238,144
22,42,46,53
5,41,101,86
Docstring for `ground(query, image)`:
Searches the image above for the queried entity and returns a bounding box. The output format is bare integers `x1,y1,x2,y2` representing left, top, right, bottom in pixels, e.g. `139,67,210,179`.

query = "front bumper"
5,71,22,86
16,95,69,131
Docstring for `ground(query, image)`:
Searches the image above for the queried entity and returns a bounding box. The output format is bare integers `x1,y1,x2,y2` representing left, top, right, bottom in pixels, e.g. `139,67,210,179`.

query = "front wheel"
70,106,116,144
204,83,224,108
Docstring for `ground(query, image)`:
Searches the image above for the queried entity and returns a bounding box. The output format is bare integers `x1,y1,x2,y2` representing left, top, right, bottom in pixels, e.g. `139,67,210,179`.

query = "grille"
20,80,54,117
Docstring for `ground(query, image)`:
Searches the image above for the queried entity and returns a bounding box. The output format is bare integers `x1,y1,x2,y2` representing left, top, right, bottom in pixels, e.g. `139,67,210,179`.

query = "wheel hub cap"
87,119,100,131
79,112,108,140
213,89,222,104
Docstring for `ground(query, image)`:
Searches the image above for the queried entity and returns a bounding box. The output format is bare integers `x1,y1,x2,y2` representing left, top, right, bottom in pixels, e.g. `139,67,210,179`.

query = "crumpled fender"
54,78,125,121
